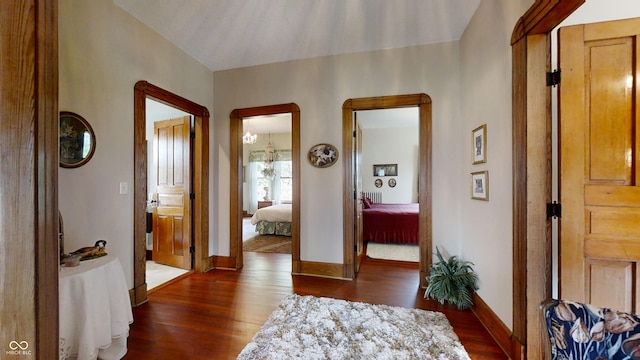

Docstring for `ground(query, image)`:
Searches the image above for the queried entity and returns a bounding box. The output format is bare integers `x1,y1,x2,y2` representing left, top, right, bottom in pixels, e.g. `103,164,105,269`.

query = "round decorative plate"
308,143,338,168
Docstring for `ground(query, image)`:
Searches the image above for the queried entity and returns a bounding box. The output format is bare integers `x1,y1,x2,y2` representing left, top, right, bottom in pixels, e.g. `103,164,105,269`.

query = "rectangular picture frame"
373,164,397,177
471,171,489,201
472,124,487,164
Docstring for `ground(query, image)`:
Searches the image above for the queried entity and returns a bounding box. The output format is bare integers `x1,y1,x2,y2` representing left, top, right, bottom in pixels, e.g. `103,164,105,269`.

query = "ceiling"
114,0,481,72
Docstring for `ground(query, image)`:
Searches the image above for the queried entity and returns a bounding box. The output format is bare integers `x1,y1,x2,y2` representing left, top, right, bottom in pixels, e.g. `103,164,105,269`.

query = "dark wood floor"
124,252,507,360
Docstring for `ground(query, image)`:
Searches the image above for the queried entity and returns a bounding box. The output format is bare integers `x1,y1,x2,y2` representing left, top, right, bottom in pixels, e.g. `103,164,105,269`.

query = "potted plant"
424,246,479,310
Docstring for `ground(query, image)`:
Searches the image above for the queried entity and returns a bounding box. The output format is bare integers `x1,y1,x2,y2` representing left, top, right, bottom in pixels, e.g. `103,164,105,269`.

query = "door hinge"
353,130,357,138
189,246,195,254
190,193,195,200
353,191,357,200
354,245,357,252
190,130,195,139
546,201,562,219
546,69,561,87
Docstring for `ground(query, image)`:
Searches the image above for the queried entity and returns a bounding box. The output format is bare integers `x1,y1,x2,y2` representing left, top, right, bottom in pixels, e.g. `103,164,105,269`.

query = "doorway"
132,81,210,305
342,94,432,282
356,108,420,264
145,103,193,290
230,104,301,271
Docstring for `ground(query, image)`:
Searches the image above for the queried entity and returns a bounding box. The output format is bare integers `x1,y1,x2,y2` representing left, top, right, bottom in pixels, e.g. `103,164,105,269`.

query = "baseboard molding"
294,260,348,280
471,292,519,359
130,283,148,307
206,255,237,270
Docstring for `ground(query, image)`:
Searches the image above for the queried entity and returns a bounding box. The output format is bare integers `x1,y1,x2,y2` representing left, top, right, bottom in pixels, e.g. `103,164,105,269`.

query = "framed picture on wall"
471,171,489,201
373,164,397,177
472,124,487,164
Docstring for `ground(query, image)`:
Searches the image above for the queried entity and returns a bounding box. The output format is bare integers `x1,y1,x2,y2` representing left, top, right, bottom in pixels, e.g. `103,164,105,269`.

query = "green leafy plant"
424,246,479,310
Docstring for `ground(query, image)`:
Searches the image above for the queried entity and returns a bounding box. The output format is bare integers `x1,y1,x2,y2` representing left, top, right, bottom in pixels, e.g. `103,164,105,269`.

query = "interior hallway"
125,252,506,359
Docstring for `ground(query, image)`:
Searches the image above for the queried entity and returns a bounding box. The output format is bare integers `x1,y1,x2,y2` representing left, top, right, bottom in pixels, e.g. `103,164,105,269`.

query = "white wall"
458,0,534,329
58,0,214,288
213,42,462,264
361,127,418,203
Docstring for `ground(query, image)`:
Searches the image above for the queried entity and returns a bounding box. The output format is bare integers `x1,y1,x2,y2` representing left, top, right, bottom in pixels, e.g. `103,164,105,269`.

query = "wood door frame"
133,81,210,306
342,94,432,282
510,0,584,358
1,1,58,357
229,104,301,271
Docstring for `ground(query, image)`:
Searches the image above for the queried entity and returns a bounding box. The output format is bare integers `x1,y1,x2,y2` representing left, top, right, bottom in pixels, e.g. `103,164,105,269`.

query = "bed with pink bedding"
362,202,419,244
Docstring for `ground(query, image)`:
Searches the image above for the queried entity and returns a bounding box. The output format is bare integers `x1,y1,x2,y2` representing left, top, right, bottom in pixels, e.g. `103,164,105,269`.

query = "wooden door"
354,119,364,273
559,17,640,312
153,116,192,270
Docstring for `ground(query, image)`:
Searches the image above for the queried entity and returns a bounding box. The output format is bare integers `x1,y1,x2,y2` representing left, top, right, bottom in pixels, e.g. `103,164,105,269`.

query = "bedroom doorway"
132,81,210,305
342,94,432,283
230,104,301,271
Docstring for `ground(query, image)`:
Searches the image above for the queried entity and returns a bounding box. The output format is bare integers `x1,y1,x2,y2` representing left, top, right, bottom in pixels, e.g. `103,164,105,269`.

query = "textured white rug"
237,294,470,360
367,242,419,262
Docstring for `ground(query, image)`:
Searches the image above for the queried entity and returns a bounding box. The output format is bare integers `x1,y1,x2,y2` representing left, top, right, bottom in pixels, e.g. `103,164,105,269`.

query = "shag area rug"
237,294,470,360
366,242,419,262
243,235,292,254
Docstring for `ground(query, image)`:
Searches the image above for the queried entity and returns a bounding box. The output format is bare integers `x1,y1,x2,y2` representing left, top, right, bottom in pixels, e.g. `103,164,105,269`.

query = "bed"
251,203,292,236
362,200,419,244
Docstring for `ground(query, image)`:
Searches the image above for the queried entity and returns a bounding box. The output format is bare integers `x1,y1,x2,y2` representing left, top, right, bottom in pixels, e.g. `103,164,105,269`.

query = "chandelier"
264,134,274,165
242,131,257,144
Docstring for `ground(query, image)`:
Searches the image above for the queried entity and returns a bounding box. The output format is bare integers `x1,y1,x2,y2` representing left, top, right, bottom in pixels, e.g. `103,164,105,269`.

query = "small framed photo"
373,164,397,177
471,171,489,201
374,178,383,188
388,178,396,188
472,124,487,164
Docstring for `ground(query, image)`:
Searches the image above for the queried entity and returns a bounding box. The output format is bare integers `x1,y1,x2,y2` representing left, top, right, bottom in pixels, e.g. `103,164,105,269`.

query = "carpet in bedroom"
243,234,292,254
366,242,419,262
237,294,470,360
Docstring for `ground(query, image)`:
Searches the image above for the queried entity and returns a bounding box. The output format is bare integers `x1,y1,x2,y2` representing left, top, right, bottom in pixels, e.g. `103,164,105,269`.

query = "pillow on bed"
362,197,372,209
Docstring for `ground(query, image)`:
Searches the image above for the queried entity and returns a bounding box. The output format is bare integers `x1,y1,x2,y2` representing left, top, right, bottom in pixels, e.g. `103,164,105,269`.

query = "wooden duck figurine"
70,240,107,259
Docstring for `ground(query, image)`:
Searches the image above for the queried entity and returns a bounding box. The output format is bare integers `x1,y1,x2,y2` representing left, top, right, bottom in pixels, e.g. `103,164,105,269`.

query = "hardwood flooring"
124,252,507,359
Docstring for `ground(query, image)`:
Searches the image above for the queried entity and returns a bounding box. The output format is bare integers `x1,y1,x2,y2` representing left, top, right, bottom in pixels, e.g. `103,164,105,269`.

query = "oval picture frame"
308,143,339,168
59,111,96,168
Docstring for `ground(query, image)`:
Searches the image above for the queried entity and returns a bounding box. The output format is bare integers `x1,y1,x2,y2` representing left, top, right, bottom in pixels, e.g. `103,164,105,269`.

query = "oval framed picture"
388,178,396,188
59,111,96,168
308,143,339,168
375,178,383,188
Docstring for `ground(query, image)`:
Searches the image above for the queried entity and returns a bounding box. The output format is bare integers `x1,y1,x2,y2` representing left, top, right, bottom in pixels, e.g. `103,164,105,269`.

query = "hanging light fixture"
264,133,274,165
242,118,257,144
242,131,257,144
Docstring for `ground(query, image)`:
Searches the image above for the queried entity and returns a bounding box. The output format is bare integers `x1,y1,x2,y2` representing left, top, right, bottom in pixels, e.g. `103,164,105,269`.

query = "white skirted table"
59,255,133,360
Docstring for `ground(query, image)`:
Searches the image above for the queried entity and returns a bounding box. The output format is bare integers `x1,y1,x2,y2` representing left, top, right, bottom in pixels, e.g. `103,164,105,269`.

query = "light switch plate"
119,181,128,195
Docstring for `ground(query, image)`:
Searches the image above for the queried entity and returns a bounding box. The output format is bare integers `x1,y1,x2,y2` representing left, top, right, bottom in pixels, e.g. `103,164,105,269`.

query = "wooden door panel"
587,260,633,312
559,17,640,311
157,126,171,185
586,38,634,183
172,122,187,185
588,208,640,236
153,116,191,269
585,186,640,206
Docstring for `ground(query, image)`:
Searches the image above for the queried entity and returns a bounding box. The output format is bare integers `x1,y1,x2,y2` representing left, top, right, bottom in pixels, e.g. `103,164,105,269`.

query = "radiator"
361,191,382,203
